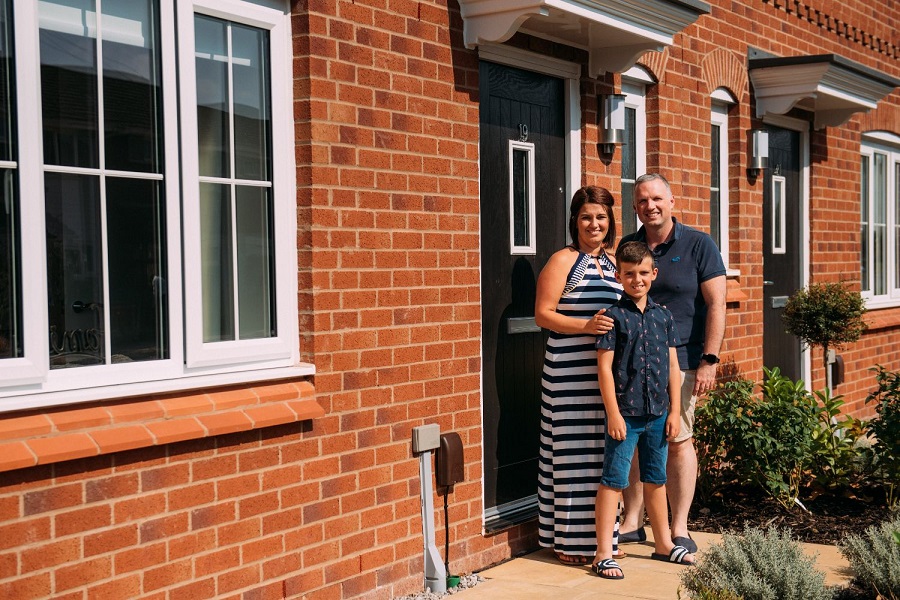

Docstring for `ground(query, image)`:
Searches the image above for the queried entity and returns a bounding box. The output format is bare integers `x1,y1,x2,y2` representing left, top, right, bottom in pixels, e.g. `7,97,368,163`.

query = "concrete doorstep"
453,531,854,600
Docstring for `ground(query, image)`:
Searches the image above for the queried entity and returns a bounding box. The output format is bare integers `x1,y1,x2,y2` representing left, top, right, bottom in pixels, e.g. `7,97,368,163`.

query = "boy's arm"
665,346,681,441
598,349,626,441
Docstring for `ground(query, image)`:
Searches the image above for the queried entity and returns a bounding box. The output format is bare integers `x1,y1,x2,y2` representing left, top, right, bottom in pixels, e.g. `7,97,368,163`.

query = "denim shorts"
600,413,669,489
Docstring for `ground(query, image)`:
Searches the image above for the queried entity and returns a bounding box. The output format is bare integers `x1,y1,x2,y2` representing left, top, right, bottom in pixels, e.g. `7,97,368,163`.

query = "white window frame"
508,140,536,255
860,134,900,308
711,89,734,267
0,0,307,412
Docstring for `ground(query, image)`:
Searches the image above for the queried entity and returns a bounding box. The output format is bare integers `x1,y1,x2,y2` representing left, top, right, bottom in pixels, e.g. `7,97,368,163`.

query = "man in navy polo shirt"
617,173,726,553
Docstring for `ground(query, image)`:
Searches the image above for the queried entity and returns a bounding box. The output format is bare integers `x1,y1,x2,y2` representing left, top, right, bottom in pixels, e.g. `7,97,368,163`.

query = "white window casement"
710,90,735,267
620,68,650,237
861,135,900,308
0,0,306,412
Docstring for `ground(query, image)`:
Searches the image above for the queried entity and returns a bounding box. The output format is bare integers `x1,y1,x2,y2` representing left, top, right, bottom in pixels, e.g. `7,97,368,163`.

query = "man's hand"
693,361,718,396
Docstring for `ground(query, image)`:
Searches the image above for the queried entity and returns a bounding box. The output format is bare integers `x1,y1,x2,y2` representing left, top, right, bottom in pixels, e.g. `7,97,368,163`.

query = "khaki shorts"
673,369,697,444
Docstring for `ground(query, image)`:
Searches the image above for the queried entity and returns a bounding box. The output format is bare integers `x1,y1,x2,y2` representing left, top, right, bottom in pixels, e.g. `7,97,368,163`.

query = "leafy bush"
679,526,833,600
838,514,900,600
866,366,900,508
695,368,867,507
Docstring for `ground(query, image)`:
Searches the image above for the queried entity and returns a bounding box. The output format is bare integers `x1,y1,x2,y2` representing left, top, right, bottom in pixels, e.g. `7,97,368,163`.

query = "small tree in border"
782,281,866,391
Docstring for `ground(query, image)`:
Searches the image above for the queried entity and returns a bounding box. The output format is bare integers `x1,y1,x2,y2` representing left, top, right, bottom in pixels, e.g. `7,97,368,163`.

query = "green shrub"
866,366,900,508
838,514,900,600
679,526,832,600
695,368,868,506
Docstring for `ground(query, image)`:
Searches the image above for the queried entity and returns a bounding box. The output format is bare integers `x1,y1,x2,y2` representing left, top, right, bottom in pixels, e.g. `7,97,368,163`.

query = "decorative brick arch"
701,48,747,101
860,103,900,135
635,48,668,82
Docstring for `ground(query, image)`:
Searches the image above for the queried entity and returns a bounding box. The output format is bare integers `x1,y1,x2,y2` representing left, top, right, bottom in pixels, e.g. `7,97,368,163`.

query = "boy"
591,241,694,579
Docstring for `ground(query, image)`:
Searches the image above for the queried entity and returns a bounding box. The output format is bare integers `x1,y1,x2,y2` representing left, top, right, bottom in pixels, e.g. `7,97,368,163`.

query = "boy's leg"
594,417,640,577
619,458,644,537
593,485,624,576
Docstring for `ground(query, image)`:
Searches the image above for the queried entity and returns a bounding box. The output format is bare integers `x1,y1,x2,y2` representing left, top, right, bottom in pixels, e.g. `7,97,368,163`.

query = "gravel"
392,574,485,600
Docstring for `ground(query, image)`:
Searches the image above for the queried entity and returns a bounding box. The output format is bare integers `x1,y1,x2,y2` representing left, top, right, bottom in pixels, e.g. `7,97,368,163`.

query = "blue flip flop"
618,527,647,543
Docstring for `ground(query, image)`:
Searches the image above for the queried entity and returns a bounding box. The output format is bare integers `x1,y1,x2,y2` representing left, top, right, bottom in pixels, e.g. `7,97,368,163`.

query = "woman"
535,186,623,565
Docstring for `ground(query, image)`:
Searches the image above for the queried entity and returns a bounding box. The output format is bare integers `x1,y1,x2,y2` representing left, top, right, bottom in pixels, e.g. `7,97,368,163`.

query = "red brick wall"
2,0,899,598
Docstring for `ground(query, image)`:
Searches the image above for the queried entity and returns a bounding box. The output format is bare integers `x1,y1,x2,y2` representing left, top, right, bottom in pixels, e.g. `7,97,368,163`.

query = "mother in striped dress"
534,186,623,565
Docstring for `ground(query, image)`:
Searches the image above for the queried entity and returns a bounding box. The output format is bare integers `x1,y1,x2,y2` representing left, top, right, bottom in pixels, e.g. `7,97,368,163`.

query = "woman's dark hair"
568,186,617,249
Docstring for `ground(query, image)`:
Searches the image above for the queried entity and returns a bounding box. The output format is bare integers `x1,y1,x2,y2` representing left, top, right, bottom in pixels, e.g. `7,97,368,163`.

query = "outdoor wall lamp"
599,94,626,155
749,128,769,176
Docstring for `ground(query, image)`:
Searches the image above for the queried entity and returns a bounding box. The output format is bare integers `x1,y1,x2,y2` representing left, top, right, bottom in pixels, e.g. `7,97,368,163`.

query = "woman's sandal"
650,544,695,565
591,558,624,580
554,552,589,565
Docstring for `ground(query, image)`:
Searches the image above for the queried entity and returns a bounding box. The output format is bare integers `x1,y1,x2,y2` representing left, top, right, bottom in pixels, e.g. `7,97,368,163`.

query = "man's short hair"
616,240,654,267
633,173,672,196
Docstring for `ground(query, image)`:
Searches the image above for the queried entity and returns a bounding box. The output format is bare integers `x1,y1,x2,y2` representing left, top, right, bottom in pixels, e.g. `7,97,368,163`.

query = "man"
617,173,726,553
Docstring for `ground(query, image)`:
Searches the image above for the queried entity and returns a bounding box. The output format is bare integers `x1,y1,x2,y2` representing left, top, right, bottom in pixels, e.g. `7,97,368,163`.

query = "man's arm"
694,274,726,395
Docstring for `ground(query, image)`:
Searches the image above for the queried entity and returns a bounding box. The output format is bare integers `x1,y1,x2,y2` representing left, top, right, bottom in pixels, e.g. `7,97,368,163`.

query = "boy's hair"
615,240,654,267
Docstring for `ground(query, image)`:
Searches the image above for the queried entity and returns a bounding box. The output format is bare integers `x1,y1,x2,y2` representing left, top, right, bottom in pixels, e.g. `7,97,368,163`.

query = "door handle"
763,280,775,286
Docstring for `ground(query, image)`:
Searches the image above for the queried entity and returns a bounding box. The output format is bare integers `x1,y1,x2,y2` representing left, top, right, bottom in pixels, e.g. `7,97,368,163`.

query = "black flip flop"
591,558,624,579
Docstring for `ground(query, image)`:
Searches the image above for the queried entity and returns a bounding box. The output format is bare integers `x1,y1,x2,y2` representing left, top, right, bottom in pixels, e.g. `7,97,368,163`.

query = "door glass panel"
102,0,162,173
771,175,785,254
508,141,534,254
45,173,104,368
200,182,234,342
235,185,273,338
107,177,167,361
195,16,230,178
895,162,900,293
231,24,270,181
40,0,100,168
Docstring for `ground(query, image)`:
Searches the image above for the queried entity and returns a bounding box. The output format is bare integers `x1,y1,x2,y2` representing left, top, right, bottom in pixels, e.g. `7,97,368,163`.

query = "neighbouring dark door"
762,125,802,381
479,61,567,530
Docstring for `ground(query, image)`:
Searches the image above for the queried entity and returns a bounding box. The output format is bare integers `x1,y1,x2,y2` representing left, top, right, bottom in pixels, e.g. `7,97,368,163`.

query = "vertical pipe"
419,450,447,593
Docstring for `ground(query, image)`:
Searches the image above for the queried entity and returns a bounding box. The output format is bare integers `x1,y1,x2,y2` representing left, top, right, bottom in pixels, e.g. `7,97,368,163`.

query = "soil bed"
688,484,893,545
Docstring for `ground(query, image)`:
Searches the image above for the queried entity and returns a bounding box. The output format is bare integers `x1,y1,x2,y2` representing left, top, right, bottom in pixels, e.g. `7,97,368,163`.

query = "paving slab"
453,530,854,600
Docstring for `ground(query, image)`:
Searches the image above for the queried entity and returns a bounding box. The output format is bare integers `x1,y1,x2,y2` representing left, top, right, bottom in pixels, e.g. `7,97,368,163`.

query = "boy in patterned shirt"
590,241,694,579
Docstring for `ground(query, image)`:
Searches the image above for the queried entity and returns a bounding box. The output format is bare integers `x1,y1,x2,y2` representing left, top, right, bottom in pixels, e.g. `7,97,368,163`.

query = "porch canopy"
749,49,900,130
456,0,710,76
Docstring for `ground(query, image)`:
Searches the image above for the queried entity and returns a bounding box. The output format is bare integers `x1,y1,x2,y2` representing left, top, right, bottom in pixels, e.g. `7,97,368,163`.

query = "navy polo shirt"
621,219,726,370
596,296,680,417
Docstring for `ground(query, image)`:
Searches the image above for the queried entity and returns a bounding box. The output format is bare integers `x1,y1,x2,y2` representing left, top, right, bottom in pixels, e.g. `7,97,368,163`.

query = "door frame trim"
476,47,582,532
762,114,812,387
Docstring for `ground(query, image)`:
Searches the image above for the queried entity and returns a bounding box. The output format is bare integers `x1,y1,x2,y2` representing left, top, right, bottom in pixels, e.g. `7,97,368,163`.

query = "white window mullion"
226,23,241,341
95,1,113,365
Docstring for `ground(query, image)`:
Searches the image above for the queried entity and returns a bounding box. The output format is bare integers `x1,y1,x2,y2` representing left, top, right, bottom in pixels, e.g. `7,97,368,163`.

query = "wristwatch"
700,353,720,364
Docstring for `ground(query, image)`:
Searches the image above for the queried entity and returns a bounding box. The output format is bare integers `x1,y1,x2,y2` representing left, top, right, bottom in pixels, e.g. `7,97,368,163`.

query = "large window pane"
102,0,163,173
40,0,100,168
231,24,270,181
107,178,167,361
0,0,20,360
195,16,230,178
0,168,19,359
0,0,14,163
873,153,887,295
710,124,721,248
621,107,636,236
200,182,234,342
236,186,274,339
45,173,104,368
861,157,869,292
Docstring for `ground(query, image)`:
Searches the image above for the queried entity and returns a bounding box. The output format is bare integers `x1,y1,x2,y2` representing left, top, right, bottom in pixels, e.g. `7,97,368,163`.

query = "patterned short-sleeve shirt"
596,296,680,417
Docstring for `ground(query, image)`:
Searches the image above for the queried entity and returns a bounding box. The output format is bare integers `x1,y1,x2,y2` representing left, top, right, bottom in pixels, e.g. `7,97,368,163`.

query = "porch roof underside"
749,51,900,129
457,0,710,76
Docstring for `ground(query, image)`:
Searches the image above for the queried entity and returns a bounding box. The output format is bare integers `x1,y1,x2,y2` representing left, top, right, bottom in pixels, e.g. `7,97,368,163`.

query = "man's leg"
668,370,697,542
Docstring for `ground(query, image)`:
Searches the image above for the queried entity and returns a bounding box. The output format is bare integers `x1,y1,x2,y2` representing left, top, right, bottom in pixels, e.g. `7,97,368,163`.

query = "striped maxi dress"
538,250,623,558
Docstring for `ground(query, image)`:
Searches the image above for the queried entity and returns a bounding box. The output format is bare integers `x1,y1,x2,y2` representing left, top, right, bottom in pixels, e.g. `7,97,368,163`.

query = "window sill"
863,305,900,332
0,376,323,474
